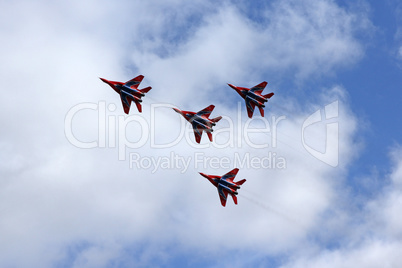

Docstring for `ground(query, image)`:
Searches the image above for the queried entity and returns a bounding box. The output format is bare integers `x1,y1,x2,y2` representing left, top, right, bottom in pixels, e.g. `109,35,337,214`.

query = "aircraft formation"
100,75,275,206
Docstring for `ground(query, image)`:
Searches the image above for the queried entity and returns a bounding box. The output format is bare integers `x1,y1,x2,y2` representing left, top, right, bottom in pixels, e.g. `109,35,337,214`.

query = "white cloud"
398,46,402,61
283,240,402,268
280,146,402,268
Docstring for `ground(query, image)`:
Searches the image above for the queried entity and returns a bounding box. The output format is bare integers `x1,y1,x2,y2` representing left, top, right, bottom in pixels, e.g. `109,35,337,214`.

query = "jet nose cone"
99,77,108,83
228,83,236,90
172,108,182,114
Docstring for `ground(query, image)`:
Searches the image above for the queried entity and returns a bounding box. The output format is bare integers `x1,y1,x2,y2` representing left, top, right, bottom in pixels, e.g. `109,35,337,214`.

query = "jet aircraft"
228,81,274,118
199,168,246,207
173,105,222,143
100,75,152,114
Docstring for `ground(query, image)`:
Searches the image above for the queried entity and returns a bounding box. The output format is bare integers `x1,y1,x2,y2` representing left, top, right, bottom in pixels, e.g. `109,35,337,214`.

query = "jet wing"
245,98,256,118
196,105,215,119
192,121,204,143
124,75,144,89
249,81,267,94
120,92,132,114
194,130,203,143
218,186,229,207
221,168,239,183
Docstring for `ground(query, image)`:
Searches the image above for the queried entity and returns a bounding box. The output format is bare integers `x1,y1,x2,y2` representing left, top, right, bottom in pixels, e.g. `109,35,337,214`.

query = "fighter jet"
173,105,222,143
99,75,152,114
228,81,274,118
199,168,246,207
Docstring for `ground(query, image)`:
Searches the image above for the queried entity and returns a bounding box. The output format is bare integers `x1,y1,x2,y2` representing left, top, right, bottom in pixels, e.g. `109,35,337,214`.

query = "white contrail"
239,191,308,230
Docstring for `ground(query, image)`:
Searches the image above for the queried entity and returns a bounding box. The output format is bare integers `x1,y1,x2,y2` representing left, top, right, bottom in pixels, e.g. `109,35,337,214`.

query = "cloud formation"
281,146,402,268
0,0,393,267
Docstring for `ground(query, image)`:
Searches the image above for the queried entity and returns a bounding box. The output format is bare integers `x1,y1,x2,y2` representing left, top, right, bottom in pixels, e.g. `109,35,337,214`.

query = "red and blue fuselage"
173,109,216,132
100,78,144,102
173,105,222,143
228,83,267,108
99,75,152,114
199,168,246,206
227,82,274,118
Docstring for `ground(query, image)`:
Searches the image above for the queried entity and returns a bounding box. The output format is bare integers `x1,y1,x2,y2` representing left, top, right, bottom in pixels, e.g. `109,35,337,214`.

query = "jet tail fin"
140,86,152,94
263,92,274,99
236,179,246,186
211,116,222,123
232,194,238,205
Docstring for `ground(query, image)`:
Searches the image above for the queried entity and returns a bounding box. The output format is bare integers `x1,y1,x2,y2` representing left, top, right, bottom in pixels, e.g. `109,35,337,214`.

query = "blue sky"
338,0,402,173
1,0,402,267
